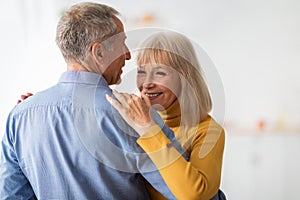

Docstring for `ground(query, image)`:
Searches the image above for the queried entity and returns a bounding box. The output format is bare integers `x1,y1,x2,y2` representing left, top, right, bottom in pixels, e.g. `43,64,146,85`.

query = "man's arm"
0,114,35,199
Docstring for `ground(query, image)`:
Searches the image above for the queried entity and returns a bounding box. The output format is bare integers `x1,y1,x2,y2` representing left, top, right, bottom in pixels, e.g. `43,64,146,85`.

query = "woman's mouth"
145,92,162,100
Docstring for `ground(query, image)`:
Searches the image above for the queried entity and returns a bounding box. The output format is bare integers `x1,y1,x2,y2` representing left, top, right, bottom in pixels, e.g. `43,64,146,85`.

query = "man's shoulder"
11,84,71,115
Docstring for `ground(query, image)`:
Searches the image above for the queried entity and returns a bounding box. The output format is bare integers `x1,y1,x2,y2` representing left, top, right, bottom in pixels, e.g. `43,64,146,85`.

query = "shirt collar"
58,71,108,86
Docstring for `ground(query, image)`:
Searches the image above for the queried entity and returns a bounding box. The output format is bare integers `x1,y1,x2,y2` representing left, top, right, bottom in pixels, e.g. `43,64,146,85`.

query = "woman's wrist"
135,121,157,136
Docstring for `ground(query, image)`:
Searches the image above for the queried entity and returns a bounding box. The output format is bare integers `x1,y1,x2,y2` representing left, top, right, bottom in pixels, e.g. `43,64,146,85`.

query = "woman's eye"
137,70,146,75
155,71,167,76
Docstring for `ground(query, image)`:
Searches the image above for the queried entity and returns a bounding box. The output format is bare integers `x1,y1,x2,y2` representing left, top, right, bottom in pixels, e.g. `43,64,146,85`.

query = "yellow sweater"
137,100,225,200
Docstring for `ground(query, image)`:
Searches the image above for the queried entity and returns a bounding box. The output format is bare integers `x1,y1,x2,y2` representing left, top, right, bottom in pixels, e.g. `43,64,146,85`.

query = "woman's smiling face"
137,63,181,110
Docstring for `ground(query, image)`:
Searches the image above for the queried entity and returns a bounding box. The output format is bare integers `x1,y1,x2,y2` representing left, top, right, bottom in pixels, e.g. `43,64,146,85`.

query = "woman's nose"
142,77,155,90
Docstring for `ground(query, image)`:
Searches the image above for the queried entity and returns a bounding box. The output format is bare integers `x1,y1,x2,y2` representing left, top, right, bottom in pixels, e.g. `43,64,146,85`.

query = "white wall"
0,0,67,135
1,0,300,199
99,0,300,130
223,132,300,200
1,0,299,133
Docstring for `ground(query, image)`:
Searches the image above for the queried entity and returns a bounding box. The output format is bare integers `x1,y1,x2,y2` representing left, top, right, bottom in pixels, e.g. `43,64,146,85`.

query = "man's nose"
124,45,131,60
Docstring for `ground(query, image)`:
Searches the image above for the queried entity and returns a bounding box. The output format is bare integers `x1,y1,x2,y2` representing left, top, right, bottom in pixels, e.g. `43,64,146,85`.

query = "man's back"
0,71,149,199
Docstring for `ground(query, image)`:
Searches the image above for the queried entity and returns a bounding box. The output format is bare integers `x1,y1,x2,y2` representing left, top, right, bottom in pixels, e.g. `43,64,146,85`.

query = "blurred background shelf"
222,132,300,200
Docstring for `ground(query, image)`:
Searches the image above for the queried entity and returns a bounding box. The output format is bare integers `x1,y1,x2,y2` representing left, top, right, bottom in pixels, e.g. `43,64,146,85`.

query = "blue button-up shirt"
0,71,176,199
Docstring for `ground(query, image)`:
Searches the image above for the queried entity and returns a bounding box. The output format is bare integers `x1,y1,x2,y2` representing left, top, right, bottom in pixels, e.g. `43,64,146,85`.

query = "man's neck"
67,63,88,71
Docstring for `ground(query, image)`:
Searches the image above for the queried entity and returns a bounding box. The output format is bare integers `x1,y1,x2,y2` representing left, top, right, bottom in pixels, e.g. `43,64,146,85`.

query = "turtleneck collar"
157,99,181,127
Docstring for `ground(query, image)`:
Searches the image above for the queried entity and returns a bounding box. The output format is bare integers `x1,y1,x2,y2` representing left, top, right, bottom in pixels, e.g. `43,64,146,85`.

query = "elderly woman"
106,31,226,200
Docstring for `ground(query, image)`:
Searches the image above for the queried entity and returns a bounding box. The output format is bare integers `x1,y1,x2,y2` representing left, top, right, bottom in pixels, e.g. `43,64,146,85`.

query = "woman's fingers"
112,90,134,107
106,90,156,136
21,93,33,100
128,95,144,115
106,90,134,112
109,91,151,120
132,94,149,111
106,94,123,112
17,92,34,104
140,92,152,107
21,95,28,100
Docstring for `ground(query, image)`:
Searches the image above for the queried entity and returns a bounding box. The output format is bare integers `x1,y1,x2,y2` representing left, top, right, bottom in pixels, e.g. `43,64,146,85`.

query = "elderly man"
0,2,175,199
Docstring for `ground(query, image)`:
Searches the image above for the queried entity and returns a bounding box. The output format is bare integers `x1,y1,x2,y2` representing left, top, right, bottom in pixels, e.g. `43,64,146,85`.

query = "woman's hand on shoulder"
106,90,156,136
17,92,33,104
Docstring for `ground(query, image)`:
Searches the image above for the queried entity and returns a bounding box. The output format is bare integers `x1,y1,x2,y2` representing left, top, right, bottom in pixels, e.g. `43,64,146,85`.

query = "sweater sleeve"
137,121,225,200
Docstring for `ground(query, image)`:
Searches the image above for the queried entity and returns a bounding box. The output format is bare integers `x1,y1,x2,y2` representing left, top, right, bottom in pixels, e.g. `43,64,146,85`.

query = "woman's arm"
106,90,225,200
137,119,225,200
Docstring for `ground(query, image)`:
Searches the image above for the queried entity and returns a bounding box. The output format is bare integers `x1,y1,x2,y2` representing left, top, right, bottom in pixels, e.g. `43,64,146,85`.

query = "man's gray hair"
55,2,119,64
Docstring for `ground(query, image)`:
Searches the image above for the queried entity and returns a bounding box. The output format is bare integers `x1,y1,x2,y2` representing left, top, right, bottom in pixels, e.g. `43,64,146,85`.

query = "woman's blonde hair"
136,31,212,129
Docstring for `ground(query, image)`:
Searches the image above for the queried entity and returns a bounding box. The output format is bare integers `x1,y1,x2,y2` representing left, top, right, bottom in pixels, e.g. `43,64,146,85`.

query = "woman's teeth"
146,93,160,97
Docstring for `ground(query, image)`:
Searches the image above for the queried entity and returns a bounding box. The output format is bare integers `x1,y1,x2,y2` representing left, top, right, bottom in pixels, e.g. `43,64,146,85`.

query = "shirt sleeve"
95,107,177,200
130,125,178,200
137,121,225,200
0,114,35,199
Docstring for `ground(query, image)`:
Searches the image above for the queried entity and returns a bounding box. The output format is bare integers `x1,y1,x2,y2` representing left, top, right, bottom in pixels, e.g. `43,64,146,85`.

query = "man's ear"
91,42,104,63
